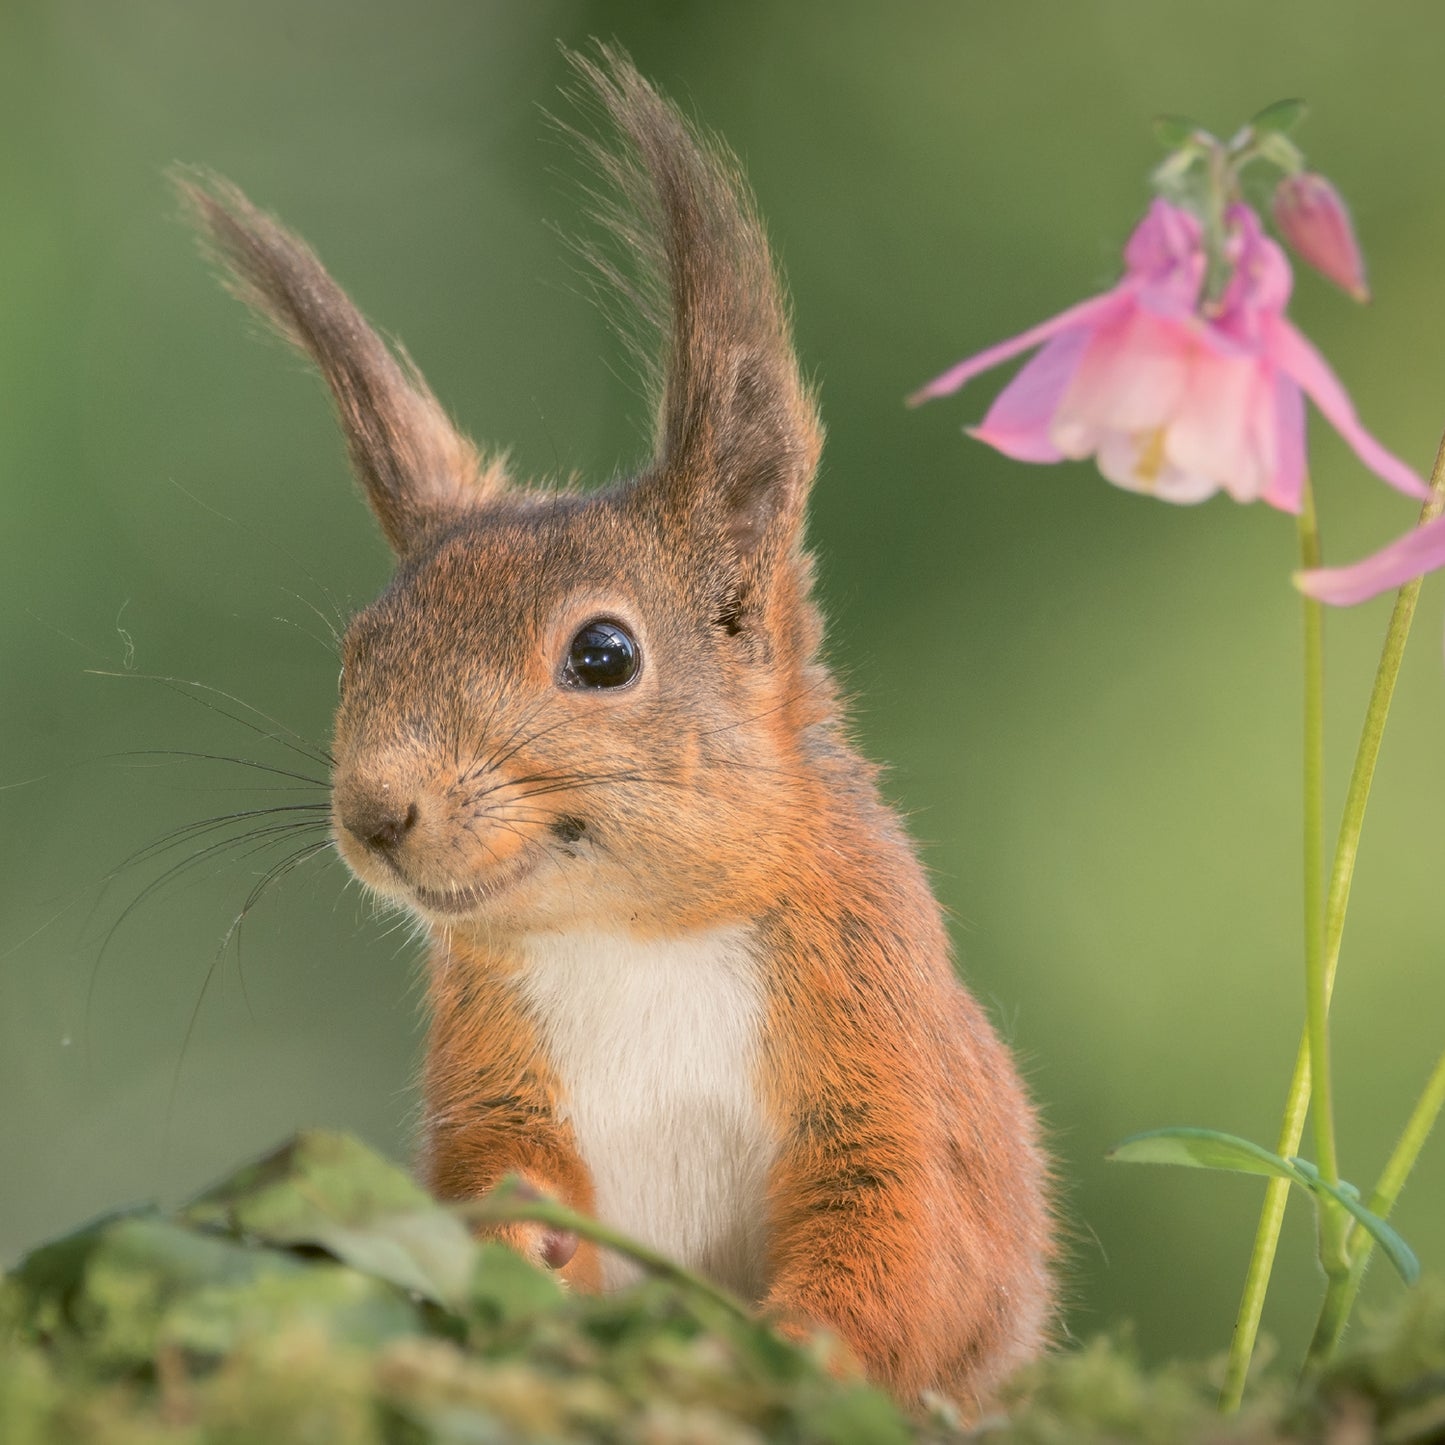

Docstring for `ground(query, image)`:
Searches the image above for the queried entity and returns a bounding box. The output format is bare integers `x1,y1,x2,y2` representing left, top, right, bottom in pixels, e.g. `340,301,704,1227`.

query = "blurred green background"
3,0,1443,1373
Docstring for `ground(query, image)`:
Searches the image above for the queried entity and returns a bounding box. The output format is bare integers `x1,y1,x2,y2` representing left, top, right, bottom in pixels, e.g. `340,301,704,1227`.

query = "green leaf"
797,1386,914,1445
1107,1128,1310,1185
183,1130,478,1314
1250,98,1308,136
77,1215,420,1360
1153,114,1206,149
1109,1129,1421,1286
1255,131,1305,175
8,1206,158,1329
1289,1161,1421,1285
470,1241,564,1327
158,1253,424,1356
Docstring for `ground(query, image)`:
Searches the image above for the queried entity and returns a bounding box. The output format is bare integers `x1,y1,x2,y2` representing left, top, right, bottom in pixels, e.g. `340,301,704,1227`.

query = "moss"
4,1131,1443,1444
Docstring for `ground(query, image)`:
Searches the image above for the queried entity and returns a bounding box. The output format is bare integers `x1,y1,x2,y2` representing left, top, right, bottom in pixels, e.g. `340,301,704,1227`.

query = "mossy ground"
3,1132,1441,1444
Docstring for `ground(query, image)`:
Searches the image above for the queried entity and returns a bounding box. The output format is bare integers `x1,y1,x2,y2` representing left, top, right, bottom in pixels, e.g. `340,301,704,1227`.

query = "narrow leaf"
1334,1200,1420,1286
1108,1131,1421,1287
1154,114,1206,149
1107,1127,1310,1184
1289,1161,1421,1285
1250,99,1308,136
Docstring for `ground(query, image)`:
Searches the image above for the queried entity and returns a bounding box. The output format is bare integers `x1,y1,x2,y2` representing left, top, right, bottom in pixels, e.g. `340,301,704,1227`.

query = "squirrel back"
181,47,1053,1412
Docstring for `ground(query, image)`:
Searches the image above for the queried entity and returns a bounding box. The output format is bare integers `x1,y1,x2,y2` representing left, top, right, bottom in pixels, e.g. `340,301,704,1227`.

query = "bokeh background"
4,0,1443,1374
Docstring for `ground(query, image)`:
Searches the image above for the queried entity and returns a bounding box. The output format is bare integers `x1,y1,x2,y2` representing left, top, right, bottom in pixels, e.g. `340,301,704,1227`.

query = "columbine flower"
911,199,1426,511
1296,510,1445,605
1273,172,1370,303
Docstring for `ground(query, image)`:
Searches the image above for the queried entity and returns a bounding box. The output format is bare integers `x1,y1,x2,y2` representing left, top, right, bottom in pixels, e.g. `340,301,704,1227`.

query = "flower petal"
1265,316,1430,499
1094,430,1217,502
1163,351,1258,500
1260,376,1307,513
966,327,1092,462
1151,461,1221,504
1053,307,1191,445
1123,200,1205,306
1218,204,1293,324
908,290,1130,405
1296,510,1445,605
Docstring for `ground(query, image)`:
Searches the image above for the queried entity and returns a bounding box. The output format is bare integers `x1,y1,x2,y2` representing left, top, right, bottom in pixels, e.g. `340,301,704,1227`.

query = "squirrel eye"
562,619,640,689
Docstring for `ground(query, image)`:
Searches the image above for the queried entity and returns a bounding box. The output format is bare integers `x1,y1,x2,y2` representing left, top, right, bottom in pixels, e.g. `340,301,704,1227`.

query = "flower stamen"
1134,428,1168,488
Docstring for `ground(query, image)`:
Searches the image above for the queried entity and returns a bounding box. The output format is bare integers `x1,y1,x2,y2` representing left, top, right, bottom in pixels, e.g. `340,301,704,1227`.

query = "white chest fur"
517,925,775,1298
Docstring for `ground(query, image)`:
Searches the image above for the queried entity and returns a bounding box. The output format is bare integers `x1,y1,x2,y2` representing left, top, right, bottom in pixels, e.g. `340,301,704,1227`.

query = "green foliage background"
3,0,1443,1374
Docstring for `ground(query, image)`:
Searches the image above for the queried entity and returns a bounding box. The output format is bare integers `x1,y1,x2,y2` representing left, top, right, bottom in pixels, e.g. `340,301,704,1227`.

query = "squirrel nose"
341,797,419,854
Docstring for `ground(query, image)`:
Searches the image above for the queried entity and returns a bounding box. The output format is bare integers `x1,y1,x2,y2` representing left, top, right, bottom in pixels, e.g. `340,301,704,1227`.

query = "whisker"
216,836,338,960
449,683,829,808
272,593,343,657
94,823,332,976
461,763,663,809
84,816,332,1056
91,818,330,957
165,475,352,646
461,692,557,783
107,749,329,790
476,687,544,772
508,771,662,801
695,677,833,739
84,670,335,768
103,805,332,879
153,783,329,796
0,885,91,962
76,810,330,963
164,836,335,1150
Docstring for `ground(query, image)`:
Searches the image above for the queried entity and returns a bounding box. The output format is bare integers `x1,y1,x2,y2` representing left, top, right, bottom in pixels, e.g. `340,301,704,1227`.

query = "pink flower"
1296,510,1445,606
1273,172,1370,303
911,199,1426,512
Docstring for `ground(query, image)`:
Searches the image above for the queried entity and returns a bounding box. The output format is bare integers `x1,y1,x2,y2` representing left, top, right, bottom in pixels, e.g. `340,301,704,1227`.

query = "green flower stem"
1306,432,1445,1376
1306,1045,1445,1370
1298,485,1346,1205
1297,483,1353,1287
1222,440,1445,1412
1220,1050,1326,1409
1362,1044,1445,1247
1201,145,1232,307
460,1181,751,1322
1220,478,1331,1412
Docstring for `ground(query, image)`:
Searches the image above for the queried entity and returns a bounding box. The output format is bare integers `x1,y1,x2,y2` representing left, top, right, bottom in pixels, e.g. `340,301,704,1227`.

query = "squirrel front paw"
478,1176,590,1283
496,1217,578,1270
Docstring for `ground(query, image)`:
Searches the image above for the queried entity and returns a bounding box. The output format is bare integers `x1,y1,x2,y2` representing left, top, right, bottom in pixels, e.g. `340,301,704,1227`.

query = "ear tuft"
565,47,823,606
175,169,505,553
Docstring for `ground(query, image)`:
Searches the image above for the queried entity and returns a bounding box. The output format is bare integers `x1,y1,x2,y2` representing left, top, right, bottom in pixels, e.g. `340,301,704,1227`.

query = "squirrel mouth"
404,851,538,916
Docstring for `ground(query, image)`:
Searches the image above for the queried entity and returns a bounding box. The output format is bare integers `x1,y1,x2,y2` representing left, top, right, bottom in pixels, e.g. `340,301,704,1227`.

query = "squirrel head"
181,49,829,937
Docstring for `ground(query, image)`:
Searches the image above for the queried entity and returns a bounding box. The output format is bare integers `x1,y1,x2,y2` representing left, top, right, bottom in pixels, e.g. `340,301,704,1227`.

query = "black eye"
562,619,640,689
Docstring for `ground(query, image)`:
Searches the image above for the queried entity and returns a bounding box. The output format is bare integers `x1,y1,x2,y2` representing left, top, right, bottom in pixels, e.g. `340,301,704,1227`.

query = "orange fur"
421,934,601,1290
183,45,1053,1413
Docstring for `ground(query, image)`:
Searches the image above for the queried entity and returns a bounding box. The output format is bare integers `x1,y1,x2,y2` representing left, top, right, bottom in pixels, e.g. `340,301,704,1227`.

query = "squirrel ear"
571,50,823,603
176,172,505,554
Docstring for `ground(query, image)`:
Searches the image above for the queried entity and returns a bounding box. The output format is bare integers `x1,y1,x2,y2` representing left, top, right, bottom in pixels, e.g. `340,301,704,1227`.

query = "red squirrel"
181,47,1053,1411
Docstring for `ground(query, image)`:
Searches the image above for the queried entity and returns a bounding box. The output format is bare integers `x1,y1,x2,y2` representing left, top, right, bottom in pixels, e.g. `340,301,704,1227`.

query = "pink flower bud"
1272,172,1369,303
